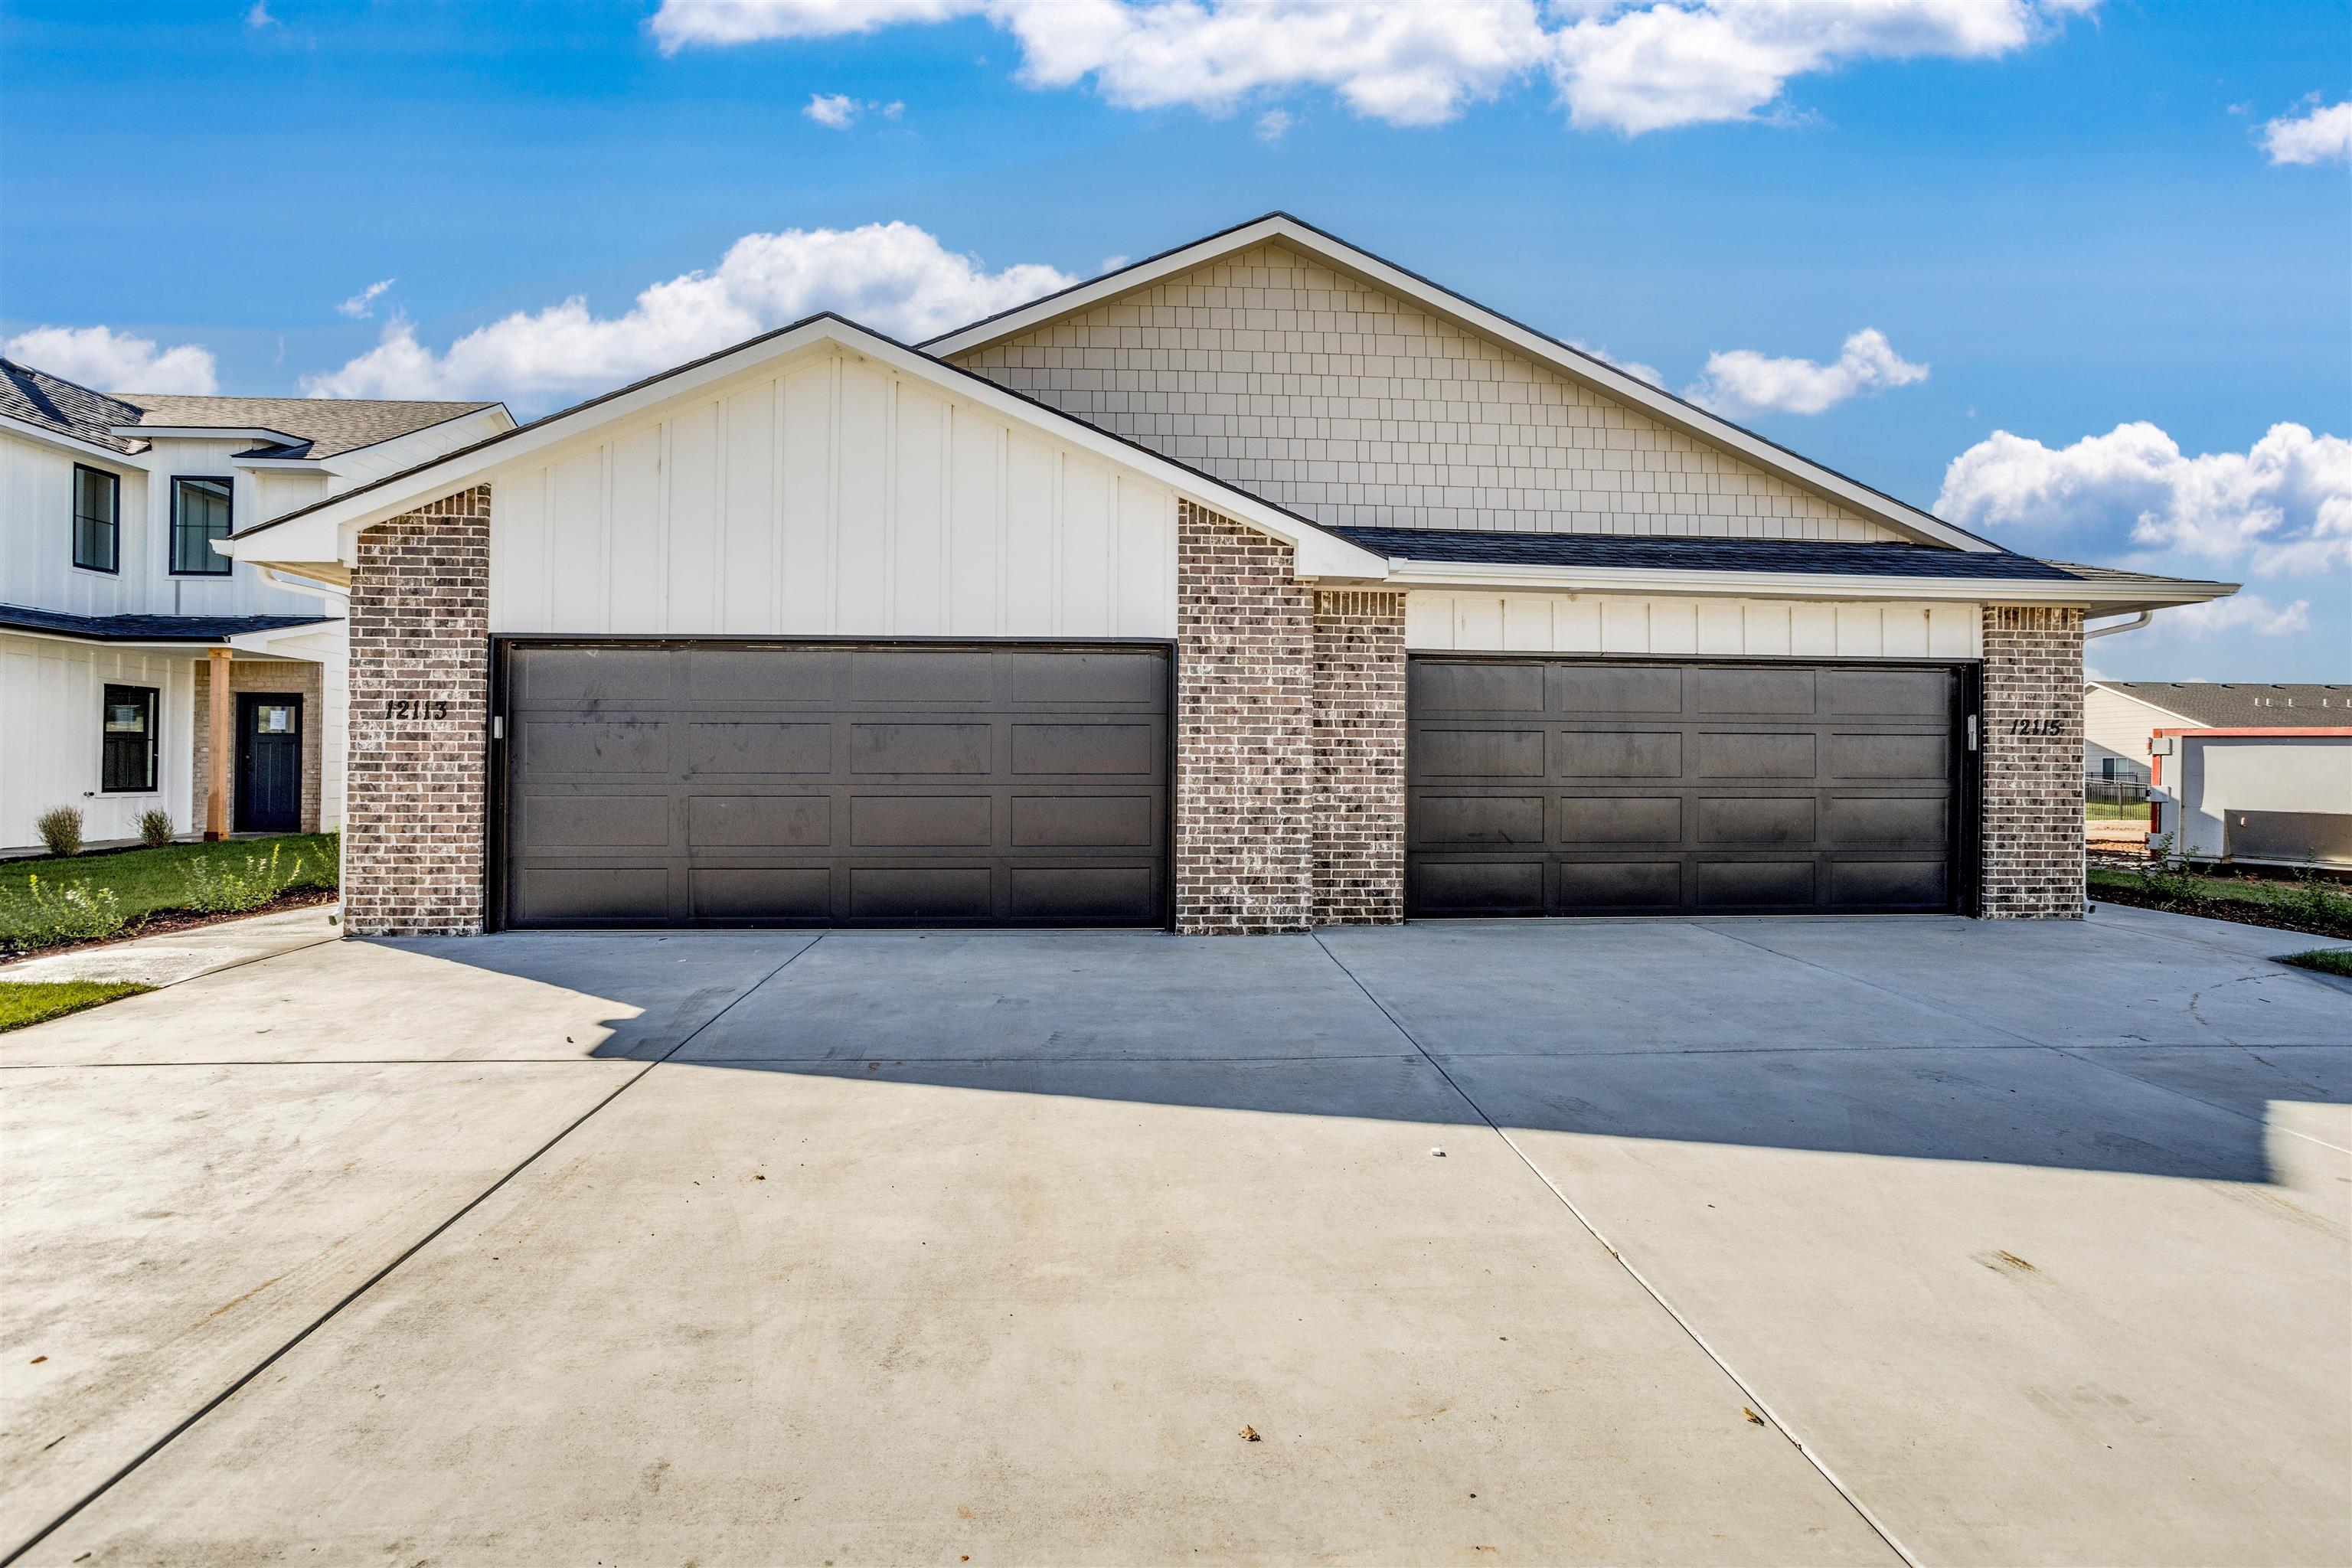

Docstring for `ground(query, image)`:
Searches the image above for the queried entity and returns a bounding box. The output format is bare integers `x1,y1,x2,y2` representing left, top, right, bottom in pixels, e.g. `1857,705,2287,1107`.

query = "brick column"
1980,604,2086,918
345,485,492,936
1174,501,1315,933
1312,590,1406,925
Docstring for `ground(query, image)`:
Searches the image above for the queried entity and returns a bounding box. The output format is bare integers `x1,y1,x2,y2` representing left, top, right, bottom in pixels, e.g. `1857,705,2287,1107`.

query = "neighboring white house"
2151,730,2352,868
2086,680,2352,782
2,360,512,851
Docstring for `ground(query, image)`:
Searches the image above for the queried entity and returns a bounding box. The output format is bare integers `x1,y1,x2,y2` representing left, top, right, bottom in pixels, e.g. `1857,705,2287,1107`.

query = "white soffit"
923,213,1995,554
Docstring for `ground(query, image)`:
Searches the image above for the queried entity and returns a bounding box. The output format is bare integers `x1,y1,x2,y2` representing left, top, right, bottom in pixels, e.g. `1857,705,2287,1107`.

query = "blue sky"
5,0,2347,681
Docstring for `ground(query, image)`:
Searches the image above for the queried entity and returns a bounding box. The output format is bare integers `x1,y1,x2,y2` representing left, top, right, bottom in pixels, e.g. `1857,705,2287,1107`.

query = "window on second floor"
73,465,120,573
101,684,159,792
171,476,234,576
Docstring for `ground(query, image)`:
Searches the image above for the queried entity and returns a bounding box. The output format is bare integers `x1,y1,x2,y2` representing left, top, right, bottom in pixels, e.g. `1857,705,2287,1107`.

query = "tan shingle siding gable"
952,242,1904,543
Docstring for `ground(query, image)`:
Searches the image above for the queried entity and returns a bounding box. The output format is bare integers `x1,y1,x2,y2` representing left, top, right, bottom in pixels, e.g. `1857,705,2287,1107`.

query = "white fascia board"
1384,558,2239,612
112,424,308,446
224,315,1392,580
923,214,1994,554
232,455,332,471
1,413,149,464
227,621,341,659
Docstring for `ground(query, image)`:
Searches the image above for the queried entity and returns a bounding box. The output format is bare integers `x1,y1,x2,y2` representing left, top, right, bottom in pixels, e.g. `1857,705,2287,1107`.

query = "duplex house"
225,214,2236,935
1,361,511,850
2085,680,2352,783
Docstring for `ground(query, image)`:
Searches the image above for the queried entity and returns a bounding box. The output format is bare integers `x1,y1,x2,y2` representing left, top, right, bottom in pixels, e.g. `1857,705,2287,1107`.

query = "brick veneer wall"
191,658,324,835
344,485,492,936
1312,590,1406,925
1981,604,2086,918
1174,501,1315,933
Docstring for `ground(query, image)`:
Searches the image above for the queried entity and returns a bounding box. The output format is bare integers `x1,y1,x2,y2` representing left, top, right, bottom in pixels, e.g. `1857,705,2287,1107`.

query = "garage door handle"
1966,715,1978,752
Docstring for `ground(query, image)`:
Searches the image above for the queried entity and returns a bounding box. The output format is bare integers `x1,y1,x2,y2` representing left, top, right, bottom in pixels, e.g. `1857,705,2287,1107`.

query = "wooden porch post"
206,646,232,841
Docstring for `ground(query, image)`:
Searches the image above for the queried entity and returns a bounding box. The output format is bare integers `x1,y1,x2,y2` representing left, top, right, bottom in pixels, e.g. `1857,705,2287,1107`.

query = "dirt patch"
0,890,338,969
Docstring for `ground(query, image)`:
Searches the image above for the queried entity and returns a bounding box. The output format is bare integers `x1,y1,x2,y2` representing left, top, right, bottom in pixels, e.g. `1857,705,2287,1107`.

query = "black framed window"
101,684,159,793
171,475,234,575
73,464,120,573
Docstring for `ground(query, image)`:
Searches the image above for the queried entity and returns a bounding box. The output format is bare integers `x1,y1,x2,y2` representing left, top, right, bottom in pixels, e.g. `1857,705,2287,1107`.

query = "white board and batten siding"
0,636,196,848
1404,593,1981,662
488,351,1177,642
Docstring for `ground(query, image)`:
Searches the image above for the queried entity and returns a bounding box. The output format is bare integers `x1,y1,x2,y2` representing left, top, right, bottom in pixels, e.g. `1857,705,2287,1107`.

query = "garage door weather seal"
1310,931,1922,1568
0,936,827,1566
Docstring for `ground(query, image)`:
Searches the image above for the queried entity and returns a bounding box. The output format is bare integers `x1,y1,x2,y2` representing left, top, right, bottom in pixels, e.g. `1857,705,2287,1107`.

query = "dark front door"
1406,657,1967,916
234,693,304,833
500,642,1171,929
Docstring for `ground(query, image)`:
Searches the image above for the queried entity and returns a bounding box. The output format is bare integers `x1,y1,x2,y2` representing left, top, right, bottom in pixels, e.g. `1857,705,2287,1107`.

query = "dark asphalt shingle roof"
1,360,146,453
2094,681,2352,728
0,359,499,459
0,604,335,642
1329,526,2210,589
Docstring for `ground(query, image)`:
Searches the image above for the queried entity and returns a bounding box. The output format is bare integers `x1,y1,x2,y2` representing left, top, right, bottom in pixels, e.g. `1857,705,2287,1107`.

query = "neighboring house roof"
113,393,503,457
923,212,1996,554
2090,681,2352,729
1,358,145,453
0,603,335,642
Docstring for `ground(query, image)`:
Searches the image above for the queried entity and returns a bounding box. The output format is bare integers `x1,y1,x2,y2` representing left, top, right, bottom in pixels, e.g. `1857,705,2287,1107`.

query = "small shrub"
137,808,175,848
178,843,321,915
0,876,128,953
34,807,83,858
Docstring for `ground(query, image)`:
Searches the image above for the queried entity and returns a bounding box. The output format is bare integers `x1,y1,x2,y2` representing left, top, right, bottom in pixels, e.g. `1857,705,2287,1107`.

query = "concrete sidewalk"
3,913,2344,1565
1,902,340,989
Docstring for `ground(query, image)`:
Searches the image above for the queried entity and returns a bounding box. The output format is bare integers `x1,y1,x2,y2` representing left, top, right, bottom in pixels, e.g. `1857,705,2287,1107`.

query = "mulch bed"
0,889,338,969
2088,878,2352,942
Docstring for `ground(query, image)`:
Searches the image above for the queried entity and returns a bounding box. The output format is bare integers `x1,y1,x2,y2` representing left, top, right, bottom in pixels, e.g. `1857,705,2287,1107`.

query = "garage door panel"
1411,660,1544,714
1010,795,1155,848
511,867,671,926
505,642,1167,929
848,722,992,776
1408,657,1960,917
1556,730,1682,779
688,722,832,776
1547,664,1683,714
1009,866,1158,921
849,795,993,848
1419,795,1547,847
691,867,832,922
688,795,831,848
524,720,670,775
1556,796,1681,847
1011,722,1155,776
1696,796,1815,848
1557,861,1684,911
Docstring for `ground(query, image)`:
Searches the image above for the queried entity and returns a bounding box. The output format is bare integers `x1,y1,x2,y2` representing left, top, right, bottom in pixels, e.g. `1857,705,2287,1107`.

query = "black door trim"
1403,652,1983,919
488,634,1178,933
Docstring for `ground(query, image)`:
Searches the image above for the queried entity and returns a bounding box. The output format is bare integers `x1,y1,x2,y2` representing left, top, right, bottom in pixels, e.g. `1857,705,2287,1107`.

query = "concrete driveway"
3,907,2345,1566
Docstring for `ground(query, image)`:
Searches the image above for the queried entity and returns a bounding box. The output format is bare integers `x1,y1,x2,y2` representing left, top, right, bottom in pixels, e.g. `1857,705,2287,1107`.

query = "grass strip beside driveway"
2089,865,2352,940
0,981,153,1032
2,836,338,923
2278,948,2352,978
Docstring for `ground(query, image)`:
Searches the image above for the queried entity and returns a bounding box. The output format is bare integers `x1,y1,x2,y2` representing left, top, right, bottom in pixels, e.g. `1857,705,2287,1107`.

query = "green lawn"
2279,949,2352,978
1,834,338,924
2085,799,2146,822
0,981,153,1032
2089,866,2352,940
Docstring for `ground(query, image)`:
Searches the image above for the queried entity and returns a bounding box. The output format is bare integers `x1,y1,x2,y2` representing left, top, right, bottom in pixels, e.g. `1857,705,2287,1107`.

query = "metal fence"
2085,776,2151,816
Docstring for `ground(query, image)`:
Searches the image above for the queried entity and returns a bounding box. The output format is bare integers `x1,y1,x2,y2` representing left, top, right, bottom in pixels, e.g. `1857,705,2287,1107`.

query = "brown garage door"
500,642,1168,929
1406,657,1968,916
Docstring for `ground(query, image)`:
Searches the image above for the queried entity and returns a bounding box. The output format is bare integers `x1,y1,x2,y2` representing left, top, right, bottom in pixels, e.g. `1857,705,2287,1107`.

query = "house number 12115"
383,697,449,721
2010,716,2065,737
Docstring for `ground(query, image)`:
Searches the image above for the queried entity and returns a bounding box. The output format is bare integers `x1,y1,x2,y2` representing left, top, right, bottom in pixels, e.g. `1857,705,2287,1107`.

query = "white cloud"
1566,337,1664,388
650,0,2091,135
2,325,220,395
245,2,278,28
1685,327,1927,416
2260,99,2352,166
1098,253,1131,273
1934,421,2352,576
337,277,396,318
1256,107,1294,141
299,221,1076,407
2158,593,2311,639
805,91,860,127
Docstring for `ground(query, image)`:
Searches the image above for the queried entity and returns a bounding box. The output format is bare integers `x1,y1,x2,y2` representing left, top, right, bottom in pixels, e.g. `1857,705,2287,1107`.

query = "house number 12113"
383,697,449,721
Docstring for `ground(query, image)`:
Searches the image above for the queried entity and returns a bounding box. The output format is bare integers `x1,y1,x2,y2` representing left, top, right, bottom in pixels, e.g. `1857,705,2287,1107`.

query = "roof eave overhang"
222,317,1391,580
921,213,1996,554
1,413,145,462
1382,557,2240,612
113,423,309,446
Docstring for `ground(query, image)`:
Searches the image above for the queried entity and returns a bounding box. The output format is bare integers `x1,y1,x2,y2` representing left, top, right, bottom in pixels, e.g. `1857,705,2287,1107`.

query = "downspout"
2084,610,2152,640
